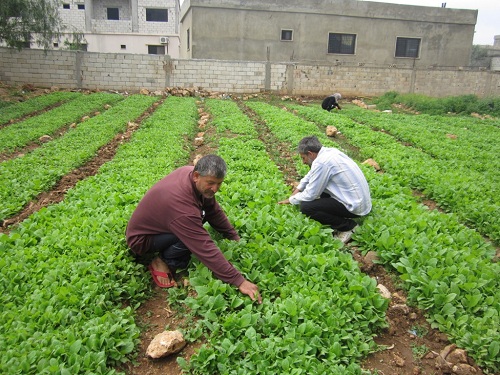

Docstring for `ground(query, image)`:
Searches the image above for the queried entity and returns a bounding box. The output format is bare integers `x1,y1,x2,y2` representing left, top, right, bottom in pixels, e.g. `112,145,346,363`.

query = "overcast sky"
361,0,499,45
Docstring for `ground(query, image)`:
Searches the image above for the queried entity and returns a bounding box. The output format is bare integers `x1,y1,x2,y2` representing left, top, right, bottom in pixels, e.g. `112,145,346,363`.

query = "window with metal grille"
328,33,356,54
146,8,168,22
395,37,420,58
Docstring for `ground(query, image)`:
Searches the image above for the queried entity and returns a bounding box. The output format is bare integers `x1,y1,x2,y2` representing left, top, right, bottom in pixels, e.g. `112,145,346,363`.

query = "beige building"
52,0,181,56
180,0,477,68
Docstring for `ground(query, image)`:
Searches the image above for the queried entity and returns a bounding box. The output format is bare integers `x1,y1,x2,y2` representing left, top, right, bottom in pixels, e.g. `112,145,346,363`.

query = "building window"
281,29,293,41
187,28,190,51
53,42,59,47
121,45,126,50
148,45,165,55
107,8,119,20
146,8,168,22
63,3,70,9
395,37,421,58
77,4,85,10
328,33,356,54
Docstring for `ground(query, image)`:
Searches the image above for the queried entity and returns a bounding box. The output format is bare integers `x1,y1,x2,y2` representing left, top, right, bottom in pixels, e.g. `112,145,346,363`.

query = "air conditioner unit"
160,37,169,44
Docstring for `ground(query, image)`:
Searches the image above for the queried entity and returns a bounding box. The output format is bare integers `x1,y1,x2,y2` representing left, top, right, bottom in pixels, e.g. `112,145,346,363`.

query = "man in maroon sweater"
126,154,261,303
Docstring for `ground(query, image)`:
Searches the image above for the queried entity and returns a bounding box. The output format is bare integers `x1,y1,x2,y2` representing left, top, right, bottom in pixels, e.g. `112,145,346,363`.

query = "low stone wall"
1,48,498,97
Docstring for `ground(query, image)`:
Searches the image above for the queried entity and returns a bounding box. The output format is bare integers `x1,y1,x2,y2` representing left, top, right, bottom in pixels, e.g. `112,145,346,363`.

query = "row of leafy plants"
170,98,389,374
284,103,499,244
0,92,123,154
372,91,500,117
245,100,499,373
0,96,199,374
345,106,499,176
0,91,81,125
0,92,498,373
0,94,158,222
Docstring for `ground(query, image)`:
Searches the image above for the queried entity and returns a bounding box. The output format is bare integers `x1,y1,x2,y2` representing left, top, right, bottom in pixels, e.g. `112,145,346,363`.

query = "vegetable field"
0,90,498,375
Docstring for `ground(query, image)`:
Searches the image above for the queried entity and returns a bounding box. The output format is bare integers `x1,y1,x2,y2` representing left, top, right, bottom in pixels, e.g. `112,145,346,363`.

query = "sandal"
147,264,176,288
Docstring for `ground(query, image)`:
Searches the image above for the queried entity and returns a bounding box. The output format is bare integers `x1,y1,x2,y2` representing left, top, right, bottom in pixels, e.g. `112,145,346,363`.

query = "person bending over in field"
126,154,262,303
278,136,371,244
321,93,342,112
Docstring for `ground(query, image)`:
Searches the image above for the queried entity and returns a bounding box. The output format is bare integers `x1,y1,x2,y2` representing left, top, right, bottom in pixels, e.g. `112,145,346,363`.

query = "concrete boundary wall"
1,48,499,97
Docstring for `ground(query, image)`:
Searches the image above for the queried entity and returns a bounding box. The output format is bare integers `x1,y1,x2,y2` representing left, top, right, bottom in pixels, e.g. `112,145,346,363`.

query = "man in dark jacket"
321,93,342,111
126,154,261,303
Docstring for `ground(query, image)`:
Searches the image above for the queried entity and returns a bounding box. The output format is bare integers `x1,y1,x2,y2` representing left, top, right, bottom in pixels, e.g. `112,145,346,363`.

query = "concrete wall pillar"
131,0,139,33
84,0,93,32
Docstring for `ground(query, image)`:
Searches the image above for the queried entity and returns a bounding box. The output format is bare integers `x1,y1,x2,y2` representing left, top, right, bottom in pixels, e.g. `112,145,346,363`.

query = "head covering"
333,93,342,101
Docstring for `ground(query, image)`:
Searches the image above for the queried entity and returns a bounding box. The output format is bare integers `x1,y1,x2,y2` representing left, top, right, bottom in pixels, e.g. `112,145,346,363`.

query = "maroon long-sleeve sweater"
126,166,245,286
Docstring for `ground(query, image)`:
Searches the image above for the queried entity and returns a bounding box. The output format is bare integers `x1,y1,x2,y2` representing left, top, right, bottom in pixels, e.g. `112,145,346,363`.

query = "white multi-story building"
55,0,181,56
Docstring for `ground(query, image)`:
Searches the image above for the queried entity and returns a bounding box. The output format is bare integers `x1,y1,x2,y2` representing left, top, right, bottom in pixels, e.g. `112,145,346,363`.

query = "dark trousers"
299,193,359,231
321,97,338,112
149,233,191,270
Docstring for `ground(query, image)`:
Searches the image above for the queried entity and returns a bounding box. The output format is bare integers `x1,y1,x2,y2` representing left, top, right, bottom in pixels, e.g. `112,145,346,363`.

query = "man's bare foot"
149,257,176,287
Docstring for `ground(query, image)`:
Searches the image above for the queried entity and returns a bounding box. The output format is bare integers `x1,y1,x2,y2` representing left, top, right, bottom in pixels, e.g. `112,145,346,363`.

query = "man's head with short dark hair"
297,136,323,154
193,154,227,179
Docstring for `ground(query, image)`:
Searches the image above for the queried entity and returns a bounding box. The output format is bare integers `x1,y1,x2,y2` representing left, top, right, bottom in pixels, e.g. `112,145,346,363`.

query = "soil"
0,84,490,375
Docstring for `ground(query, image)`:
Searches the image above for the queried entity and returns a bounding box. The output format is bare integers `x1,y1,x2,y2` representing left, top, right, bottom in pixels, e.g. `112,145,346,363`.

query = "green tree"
471,44,488,60
0,0,63,50
63,29,88,51
470,44,489,67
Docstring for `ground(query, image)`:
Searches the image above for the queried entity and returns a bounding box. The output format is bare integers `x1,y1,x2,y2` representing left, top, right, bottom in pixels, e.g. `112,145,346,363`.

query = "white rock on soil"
376,284,392,299
326,125,338,137
146,330,186,359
